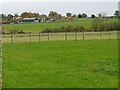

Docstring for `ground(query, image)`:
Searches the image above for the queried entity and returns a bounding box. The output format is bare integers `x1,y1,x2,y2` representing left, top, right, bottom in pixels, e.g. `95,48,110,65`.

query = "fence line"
2,31,118,44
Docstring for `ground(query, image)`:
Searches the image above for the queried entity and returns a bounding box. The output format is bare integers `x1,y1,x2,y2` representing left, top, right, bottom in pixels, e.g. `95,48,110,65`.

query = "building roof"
23,18,37,20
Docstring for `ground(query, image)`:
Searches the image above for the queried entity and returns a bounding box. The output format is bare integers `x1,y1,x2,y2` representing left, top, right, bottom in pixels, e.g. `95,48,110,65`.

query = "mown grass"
3,18,118,33
2,40,118,88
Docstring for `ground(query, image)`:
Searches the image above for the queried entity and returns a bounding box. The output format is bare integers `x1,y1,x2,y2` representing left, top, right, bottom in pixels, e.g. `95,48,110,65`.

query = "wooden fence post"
75,31,77,41
108,30,111,40
39,33,41,42
82,30,85,40
100,30,101,40
10,32,13,44
65,32,67,41
48,32,49,41
29,32,31,42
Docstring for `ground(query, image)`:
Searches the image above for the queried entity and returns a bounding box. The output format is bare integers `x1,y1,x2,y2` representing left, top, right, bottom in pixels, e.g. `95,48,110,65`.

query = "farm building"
22,18,46,23
22,18,39,23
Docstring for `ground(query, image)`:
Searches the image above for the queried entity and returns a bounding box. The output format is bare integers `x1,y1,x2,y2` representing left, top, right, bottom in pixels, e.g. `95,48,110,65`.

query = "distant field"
2,40,118,88
3,18,118,33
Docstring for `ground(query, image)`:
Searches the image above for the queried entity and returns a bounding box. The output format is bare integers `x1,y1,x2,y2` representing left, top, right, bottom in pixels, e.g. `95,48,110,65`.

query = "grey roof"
23,18,36,20
23,18,45,20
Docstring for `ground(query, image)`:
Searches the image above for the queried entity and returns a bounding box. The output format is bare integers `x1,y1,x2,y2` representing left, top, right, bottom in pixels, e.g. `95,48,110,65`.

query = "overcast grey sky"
1,2,118,16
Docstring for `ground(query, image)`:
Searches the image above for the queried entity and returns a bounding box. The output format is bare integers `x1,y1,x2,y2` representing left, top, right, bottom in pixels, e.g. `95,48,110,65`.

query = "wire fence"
2,31,118,44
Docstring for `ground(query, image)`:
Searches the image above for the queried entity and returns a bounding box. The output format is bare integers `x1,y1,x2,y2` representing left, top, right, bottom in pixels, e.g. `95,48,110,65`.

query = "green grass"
3,18,118,33
2,40,118,88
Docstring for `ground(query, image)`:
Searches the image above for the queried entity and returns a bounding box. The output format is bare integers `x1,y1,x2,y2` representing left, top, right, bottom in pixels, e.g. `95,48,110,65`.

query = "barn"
22,18,46,23
22,18,39,23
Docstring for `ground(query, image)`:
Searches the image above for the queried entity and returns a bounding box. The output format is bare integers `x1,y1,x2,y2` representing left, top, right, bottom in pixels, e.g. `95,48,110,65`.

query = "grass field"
2,40,118,88
3,18,118,33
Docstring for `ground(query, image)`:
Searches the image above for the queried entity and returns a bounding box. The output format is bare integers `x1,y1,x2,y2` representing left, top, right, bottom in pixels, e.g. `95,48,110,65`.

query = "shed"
22,18,39,23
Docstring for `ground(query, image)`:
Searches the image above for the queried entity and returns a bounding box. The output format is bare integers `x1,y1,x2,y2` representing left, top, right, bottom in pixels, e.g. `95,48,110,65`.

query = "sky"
0,0,119,2
0,0,119,17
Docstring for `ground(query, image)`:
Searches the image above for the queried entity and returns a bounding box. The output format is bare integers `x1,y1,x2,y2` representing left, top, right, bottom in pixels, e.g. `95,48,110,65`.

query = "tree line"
41,20,119,33
1,10,120,22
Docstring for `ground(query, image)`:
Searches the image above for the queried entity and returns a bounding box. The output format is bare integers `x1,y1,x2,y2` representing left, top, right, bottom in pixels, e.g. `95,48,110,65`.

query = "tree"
7,14,14,21
39,14,47,18
92,18,104,31
66,12,72,17
48,11,62,20
72,14,76,17
21,12,40,18
28,12,34,18
114,10,120,17
81,13,87,18
98,13,102,18
78,14,82,18
32,12,39,17
48,11,58,17
0,14,6,19
91,14,96,18
14,13,19,19
20,12,30,18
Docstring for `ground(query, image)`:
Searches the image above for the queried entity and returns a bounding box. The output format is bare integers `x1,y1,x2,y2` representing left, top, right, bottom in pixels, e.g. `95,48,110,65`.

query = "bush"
9,29,18,34
18,30,25,34
41,25,87,33
79,26,85,32
66,25,75,32
91,18,119,31
2,31,5,34
8,29,25,34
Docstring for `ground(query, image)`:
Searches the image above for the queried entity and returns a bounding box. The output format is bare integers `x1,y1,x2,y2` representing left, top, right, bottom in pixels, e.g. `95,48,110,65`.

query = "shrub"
9,29,18,34
79,26,85,32
18,30,25,34
2,31,5,34
68,25,75,32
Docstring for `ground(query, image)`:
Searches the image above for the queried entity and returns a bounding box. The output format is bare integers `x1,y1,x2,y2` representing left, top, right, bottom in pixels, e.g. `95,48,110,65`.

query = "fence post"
65,32,67,41
48,32,49,41
108,30,111,40
82,30,85,40
100,30,101,40
39,33,41,42
75,31,77,41
29,32,31,42
10,32,13,44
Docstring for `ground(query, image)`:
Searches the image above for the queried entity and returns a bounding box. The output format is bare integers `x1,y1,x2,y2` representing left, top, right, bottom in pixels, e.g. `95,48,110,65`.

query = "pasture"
2,17,118,88
2,40,118,88
3,18,118,33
